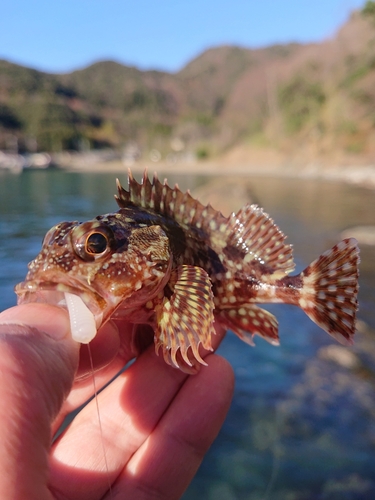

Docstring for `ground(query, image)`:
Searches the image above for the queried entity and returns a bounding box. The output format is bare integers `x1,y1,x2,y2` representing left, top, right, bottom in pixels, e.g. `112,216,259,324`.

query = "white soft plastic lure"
64,292,97,344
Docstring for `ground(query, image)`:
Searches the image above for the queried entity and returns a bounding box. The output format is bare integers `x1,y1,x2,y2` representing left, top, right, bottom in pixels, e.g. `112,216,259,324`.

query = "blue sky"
1,0,366,74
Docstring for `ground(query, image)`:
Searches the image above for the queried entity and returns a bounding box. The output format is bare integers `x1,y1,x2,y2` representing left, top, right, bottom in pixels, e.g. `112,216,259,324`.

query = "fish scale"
16,169,360,373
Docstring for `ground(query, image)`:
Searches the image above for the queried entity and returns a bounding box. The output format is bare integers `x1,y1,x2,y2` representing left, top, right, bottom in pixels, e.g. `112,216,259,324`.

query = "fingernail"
0,304,71,340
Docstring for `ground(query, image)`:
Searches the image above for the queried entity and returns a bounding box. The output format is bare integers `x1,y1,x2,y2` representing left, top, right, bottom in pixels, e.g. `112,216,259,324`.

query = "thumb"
0,304,79,499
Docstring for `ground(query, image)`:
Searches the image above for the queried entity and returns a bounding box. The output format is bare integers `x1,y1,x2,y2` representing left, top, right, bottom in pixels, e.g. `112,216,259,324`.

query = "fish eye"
72,223,114,261
85,232,109,255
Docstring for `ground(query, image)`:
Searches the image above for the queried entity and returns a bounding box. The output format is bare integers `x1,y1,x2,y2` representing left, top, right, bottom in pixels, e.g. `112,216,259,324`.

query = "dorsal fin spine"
114,170,295,275
226,204,295,274
116,170,227,231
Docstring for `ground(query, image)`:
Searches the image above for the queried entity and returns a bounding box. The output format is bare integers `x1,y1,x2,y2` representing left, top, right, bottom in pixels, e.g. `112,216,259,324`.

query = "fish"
15,170,360,372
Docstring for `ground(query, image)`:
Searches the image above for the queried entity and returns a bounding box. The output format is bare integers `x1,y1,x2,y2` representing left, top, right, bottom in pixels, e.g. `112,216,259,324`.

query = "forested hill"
1,3,375,163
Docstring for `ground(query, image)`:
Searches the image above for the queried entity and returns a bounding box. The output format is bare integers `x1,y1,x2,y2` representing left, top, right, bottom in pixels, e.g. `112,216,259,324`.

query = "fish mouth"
15,280,107,344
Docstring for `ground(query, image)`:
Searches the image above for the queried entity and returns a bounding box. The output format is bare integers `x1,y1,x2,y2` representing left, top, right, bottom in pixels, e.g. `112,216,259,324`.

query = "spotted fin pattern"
299,238,359,345
225,205,295,276
218,305,279,346
115,170,228,234
115,170,295,275
154,265,215,369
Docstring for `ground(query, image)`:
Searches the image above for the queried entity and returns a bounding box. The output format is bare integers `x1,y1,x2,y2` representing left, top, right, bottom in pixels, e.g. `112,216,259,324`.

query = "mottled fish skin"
16,170,360,372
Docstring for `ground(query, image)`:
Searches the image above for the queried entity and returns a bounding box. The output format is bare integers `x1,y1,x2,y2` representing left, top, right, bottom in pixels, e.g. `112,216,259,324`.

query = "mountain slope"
1,4,375,165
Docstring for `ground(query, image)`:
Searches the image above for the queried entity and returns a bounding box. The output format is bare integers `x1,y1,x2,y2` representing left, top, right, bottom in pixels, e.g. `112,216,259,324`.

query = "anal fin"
218,305,279,346
154,265,215,372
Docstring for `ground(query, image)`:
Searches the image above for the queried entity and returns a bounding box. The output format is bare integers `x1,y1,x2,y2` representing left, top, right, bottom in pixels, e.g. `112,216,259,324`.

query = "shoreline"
53,157,375,190
53,157,375,246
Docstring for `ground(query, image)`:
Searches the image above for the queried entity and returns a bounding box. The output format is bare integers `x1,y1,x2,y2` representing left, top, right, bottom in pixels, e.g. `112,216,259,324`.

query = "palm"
0,304,233,500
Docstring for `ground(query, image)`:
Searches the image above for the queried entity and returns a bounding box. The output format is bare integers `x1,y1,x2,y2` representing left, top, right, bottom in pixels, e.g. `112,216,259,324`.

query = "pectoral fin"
218,305,279,346
154,265,215,370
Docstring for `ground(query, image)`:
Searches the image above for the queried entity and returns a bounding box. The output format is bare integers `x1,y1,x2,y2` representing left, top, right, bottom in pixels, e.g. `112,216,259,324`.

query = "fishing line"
262,404,283,500
87,343,113,499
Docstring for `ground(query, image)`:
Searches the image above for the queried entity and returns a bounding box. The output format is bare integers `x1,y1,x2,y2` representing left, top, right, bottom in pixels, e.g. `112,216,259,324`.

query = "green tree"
362,1,375,19
278,76,326,133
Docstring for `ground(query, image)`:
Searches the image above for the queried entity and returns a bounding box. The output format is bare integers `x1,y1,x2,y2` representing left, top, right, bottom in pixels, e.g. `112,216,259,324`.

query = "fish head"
15,214,172,341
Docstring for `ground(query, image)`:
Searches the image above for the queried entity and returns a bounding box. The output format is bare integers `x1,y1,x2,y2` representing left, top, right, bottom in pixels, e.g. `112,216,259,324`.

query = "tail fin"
298,238,360,345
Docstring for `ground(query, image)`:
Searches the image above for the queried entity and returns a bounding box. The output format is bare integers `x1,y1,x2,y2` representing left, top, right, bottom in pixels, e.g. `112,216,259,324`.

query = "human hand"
0,303,234,500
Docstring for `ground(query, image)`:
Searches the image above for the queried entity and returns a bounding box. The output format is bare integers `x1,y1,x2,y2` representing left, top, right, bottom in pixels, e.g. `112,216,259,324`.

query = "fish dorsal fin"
115,170,294,275
225,204,295,275
115,168,228,240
